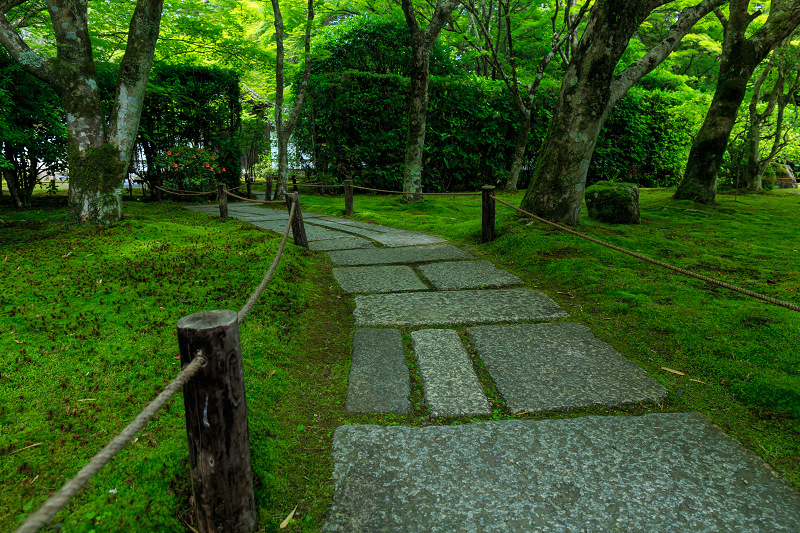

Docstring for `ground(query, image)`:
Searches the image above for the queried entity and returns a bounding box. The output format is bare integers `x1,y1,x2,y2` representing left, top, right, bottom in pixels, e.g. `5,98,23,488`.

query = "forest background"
3,0,800,215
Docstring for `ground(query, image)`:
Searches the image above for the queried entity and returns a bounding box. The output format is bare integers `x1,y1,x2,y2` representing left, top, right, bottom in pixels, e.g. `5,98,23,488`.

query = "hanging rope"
491,196,800,312
15,357,207,533
237,202,296,323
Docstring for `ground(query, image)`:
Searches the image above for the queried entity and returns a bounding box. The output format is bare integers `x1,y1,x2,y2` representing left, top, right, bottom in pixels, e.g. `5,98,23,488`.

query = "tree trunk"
506,109,531,191
675,0,800,203
0,0,163,223
271,0,313,201
519,0,727,224
400,0,459,200
402,40,430,200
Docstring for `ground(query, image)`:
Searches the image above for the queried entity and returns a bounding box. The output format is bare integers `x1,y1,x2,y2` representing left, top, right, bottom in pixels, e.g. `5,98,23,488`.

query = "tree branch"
0,8,53,83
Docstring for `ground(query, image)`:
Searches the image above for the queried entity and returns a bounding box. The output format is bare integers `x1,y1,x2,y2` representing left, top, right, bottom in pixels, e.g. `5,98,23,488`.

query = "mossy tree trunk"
272,0,313,201
401,0,459,201
675,0,800,203
518,0,726,224
0,0,163,224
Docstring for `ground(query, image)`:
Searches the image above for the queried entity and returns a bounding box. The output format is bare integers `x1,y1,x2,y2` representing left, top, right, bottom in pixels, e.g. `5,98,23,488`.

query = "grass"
2,185,799,531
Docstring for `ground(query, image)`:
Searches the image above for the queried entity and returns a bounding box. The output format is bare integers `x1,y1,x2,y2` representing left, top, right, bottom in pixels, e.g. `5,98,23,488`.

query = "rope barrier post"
344,179,354,216
218,183,228,219
246,179,252,199
177,310,257,533
481,185,496,243
292,173,298,193
154,180,163,202
285,193,309,249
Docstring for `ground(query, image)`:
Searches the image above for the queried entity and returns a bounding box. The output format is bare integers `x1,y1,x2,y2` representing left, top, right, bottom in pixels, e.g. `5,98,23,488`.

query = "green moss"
584,181,640,223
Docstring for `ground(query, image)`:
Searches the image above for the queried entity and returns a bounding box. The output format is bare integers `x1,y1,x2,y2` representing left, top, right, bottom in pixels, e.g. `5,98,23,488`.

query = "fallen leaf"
61,252,72,258
689,379,707,384
268,369,276,377
661,367,685,376
280,506,297,529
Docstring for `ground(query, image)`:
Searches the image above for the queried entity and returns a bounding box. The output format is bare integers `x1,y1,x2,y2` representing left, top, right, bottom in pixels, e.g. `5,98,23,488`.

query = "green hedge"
294,71,695,191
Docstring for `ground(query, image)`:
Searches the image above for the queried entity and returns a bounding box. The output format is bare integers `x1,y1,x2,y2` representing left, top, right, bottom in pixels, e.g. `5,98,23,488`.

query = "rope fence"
485,193,800,313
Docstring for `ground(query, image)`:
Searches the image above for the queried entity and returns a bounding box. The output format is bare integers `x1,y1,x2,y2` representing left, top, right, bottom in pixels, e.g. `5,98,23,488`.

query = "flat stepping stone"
345,329,411,414
418,260,523,289
411,329,490,417
310,218,445,247
333,266,427,294
249,220,345,241
320,217,401,233
309,237,375,252
468,323,667,413
354,288,567,326
323,413,800,532
328,244,472,266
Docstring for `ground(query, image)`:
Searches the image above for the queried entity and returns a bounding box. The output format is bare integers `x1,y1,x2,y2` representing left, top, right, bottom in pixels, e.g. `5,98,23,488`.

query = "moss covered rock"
770,162,798,189
585,181,641,224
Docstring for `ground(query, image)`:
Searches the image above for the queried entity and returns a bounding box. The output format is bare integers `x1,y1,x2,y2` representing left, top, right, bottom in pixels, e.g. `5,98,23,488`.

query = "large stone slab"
249,220,346,241
354,288,567,326
327,244,472,266
309,237,375,252
418,260,523,290
411,329,491,417
324,413,800,532
333,266,428,294
468,323,667,413
345,329,411,414
320,217,400,233
310,218,446,247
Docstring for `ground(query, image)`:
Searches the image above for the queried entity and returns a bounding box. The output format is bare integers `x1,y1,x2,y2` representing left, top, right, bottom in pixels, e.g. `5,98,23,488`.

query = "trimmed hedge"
294,71,694,191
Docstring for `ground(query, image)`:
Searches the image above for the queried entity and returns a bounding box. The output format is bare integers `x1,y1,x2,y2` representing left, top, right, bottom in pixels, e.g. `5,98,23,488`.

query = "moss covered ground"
2,185,799,531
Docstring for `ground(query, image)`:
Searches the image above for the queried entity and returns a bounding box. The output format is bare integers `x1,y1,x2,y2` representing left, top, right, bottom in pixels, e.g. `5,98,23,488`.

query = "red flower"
222,168,226,172
211,167,214,171
205,163,209,167
211,156,215,160
167,150,172,155
200,149,203,153
173,163,178,168
193,155,196,159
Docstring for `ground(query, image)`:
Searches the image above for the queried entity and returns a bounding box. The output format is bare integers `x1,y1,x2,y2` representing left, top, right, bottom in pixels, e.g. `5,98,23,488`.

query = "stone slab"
345,329,411,414
320,217,400,233
354,288,568,326
249,220,346,241
309,218,446,247
418,260,523,290
411,329,491,417
324,413,800,532
328,244,472,266
333,266,428,294
468,323,667,413
309,237,375,252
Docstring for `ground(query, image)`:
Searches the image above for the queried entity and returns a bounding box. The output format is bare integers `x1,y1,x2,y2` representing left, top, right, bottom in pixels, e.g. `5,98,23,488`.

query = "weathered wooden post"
481,185,495,243
246,179,252,199
285,193,310,249
218,183,228,218
292,174,298,192
177,310,257,533
344,179,354,216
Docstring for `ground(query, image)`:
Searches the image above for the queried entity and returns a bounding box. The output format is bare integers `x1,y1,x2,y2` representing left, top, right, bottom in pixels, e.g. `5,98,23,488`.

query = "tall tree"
674,0,800,202
518,0,726,224
0,0,163,224
271,0,313,201
401,0,460,200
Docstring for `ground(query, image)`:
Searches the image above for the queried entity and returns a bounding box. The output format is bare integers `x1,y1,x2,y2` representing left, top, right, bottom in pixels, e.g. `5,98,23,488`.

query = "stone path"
188,202,800,531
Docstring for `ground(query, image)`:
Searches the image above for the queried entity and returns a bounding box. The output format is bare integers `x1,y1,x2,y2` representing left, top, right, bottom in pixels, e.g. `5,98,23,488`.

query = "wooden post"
154,180,163,202
292,173,298,192
177,310,257,533
481,185,495,243
218,183,228,218
285,193,309,249
246,179,252,199
344,179,354,216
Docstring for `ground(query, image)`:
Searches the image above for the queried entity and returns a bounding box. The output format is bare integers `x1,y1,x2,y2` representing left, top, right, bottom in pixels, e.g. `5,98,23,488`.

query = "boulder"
770,162,798,189
584,181,641,224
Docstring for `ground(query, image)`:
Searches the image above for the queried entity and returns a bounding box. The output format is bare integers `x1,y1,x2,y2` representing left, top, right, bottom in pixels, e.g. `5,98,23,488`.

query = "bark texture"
518,0,726,224
0,0,163,223
401,0,459,200
675,0,800,203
